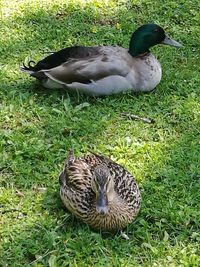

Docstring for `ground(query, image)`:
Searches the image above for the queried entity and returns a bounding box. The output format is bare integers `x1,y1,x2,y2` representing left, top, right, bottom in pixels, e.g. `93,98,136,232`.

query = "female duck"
59,150,141,232
21,23,182,96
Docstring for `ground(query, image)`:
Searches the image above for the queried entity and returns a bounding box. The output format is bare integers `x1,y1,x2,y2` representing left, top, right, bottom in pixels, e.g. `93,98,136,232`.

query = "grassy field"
0,0,200,266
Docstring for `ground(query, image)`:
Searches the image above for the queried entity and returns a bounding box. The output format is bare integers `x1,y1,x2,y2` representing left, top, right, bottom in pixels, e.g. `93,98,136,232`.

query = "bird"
21,23,182,96
59,150,141,234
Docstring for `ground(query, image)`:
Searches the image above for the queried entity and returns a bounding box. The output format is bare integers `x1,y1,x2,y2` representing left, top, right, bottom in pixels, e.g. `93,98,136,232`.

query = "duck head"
91,164,114,215
129,23,182,57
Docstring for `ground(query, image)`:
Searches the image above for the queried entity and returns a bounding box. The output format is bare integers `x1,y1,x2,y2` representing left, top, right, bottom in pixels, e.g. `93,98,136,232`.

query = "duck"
59,150,141,234
21,23,182,96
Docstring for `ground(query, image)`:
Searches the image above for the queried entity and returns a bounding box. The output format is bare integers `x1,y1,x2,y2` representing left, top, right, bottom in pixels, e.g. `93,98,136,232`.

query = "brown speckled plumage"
59,151,141,231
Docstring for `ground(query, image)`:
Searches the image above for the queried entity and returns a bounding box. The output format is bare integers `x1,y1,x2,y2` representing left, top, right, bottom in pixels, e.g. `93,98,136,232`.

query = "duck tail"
20,61,37,74
59,149,75,185
65,149,75,167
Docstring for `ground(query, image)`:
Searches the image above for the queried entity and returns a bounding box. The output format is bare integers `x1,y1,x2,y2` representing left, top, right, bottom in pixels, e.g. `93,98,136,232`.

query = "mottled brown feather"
60,151,141,231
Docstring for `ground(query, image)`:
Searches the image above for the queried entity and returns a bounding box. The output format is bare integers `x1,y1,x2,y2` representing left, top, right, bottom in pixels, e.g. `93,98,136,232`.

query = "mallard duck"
59,150,141,232
21,23,182,96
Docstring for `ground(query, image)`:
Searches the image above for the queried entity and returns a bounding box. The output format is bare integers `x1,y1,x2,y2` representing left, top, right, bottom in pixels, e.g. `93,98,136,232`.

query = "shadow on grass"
1,1,142,66
1,174,199,266
1,124,199,265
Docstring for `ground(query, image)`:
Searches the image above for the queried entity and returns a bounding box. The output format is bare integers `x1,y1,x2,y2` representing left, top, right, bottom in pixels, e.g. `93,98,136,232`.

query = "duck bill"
162,36,182,47
96,191,108,215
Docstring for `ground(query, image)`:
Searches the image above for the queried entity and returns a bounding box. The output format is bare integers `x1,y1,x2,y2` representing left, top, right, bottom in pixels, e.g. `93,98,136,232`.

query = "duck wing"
23,46,101,71
59,150,94,191
22,46,131,85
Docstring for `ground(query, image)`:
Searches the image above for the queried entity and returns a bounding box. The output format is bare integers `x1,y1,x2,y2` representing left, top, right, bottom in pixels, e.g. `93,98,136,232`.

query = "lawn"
0,0,200,266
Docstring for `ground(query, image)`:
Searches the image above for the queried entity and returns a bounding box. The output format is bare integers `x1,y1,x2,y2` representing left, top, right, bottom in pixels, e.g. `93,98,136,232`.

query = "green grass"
0,0,200,266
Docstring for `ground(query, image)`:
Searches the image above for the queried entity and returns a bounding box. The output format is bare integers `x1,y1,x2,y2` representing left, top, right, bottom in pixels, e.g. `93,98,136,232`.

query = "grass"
0,0,200,266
